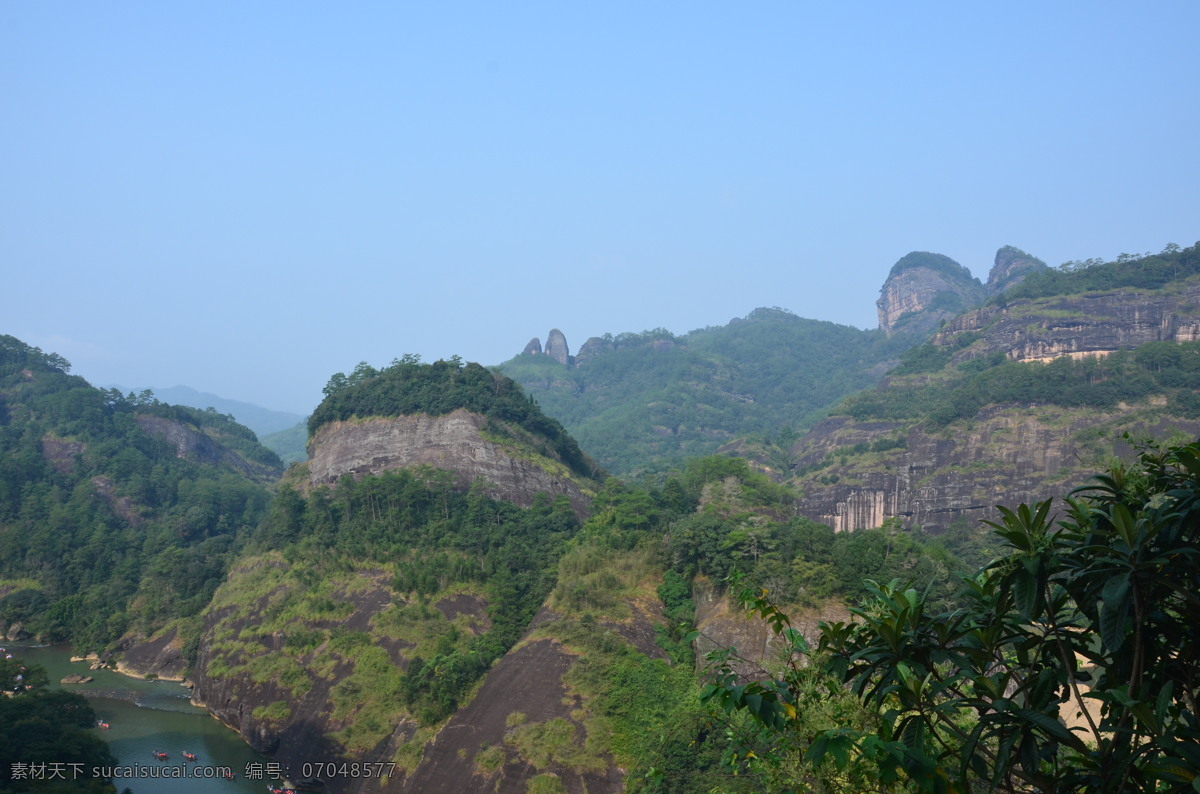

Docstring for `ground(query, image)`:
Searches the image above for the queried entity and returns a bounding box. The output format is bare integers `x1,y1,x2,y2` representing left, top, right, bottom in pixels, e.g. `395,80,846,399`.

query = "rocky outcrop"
192,562,405,793
89,475,144,527
40,435,84,474
797,275,1200,533
574,336,613,365
935,281,1200,364
876,251,987,337
544,329,570,365
522,337,542,355
389,629,622,793
792,397,1200,534
692,578,849,681
986,245,1047,295
115,627,189,681
135,414,281,482
307,410,592,518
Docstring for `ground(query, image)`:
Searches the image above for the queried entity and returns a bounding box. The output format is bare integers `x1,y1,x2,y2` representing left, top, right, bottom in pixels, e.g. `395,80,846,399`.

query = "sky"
3,3,1198,415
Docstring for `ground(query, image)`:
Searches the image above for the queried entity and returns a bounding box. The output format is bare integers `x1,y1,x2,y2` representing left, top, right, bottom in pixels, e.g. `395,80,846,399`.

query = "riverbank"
9,643,274,793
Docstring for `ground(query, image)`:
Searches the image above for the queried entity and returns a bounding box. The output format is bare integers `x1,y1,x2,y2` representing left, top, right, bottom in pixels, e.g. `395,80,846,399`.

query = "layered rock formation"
936,281,1200,364
791,407,1200,533
793,277,1200,533
986,245,1046,295
876,252,987,337
875,247,1048,338
306,409,591,518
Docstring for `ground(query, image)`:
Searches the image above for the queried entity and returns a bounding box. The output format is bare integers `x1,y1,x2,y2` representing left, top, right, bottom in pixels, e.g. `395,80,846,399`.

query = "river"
7,644,283,793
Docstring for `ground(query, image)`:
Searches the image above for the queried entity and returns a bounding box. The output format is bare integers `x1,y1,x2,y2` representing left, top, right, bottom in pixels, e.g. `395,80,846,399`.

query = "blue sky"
4,2,1198,415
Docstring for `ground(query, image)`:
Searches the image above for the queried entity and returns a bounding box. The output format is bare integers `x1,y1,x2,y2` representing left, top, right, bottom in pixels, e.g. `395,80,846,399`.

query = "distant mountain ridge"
500,246,1048,475
108,383,304,437
783,241,1200,533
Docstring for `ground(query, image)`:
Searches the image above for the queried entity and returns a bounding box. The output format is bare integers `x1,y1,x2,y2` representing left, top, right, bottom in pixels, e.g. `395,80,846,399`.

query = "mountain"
499,311,899,476
0,335,281,660
108,384,305,438
259,421,309,465
781,242,1200,534
190,358,611,790
499,247,1047,478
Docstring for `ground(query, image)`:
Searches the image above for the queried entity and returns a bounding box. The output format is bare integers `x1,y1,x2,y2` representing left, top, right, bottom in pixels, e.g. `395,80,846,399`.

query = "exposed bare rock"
876,252,986,337
191,562,404,792
574,336,612,365
544,329,570,365
134,414,280,482
387,637,622,794
799,277,1200,533
307,410,591,519
693,577,849,681
792,404,1200,534
522,337,542,355
61,674,93,684
115,628,189,681
89,476,144,527
935,281,1200,364
40,435,84,474
986,245,1047,295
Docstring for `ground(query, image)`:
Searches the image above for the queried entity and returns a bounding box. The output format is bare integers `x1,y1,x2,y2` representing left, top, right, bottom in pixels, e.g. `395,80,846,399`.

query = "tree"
704,439,1200,792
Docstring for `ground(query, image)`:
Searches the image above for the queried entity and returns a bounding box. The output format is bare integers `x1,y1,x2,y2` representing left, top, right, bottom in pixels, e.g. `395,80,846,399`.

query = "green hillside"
498,308,914,475
0,335,279,650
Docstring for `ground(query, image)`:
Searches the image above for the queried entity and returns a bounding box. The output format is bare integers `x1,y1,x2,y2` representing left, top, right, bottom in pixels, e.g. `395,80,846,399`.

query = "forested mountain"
0,335,280,654
108,383,304,437
6,239,1200,792
497,310,906,476
498,247,1046,476
782,241,1200,534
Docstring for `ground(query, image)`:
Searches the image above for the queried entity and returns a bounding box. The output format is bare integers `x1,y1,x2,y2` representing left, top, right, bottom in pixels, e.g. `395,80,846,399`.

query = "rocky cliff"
791,405,1200,533
135,414,281,483
791,275,1200,533
935,281,1200,364
876,251,987,337
306,409,592,518
875,247,1049,338
986,245,1046,295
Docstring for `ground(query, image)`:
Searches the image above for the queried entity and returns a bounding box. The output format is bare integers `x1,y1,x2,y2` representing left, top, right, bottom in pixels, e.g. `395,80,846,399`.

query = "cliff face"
792,278,1200,533
792,406,1200,533
876,252,987,337
135,414,281,482
544,329,570,365
987,246,1046,295
307,409,591,518
935,282,1200,363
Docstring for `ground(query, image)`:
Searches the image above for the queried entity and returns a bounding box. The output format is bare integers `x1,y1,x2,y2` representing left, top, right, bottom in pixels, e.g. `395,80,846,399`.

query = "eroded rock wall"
307,410,590,518
793,405,1200,533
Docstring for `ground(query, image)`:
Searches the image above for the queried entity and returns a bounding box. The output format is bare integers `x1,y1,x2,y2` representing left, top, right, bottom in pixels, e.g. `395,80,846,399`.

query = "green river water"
7,644,283,793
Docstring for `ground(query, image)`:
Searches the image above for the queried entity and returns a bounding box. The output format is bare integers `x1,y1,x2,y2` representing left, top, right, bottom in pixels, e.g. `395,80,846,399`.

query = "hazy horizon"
5,3,1198,414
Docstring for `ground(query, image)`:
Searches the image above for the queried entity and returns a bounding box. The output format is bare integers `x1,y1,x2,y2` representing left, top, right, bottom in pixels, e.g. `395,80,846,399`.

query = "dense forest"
498,308,914,475
0,335,277,651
